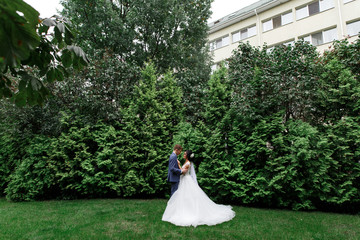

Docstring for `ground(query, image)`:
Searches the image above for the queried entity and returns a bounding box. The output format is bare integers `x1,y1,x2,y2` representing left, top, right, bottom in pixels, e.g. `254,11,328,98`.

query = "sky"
23,0,259,22
209,0,259,22
23,0,64,18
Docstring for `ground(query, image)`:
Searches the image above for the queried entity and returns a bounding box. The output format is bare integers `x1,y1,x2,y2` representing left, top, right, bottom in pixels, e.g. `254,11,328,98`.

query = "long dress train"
162,161,235,227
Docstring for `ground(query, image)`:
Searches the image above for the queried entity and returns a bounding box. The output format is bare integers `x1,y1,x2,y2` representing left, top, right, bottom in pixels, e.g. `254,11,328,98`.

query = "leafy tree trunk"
61,0,212,122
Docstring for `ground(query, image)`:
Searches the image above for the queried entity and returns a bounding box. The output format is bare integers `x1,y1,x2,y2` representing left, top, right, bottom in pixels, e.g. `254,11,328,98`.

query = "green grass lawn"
0,198,359,240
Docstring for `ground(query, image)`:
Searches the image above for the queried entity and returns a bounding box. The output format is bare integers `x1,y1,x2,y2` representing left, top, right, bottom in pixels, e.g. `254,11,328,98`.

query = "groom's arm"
170,156,182,175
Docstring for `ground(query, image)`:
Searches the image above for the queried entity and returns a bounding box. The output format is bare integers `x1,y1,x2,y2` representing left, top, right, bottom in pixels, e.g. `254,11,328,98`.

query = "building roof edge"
208,0,290,34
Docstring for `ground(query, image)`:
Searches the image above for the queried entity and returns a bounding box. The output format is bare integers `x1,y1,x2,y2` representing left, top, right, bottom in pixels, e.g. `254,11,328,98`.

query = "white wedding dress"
162,161,235,227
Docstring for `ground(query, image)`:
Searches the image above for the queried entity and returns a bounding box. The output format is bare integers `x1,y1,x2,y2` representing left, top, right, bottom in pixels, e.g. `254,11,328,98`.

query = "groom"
167,144,188,196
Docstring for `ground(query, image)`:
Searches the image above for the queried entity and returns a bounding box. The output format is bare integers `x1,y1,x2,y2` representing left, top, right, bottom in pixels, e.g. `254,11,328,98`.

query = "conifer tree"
117,63,184,197
198,66,234,202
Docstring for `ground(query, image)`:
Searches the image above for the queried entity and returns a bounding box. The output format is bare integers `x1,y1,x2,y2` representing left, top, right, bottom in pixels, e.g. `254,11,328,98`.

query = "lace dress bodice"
182,161,191,176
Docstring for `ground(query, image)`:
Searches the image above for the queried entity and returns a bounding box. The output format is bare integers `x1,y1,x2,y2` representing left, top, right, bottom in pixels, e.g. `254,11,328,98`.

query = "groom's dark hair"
174,144,182,150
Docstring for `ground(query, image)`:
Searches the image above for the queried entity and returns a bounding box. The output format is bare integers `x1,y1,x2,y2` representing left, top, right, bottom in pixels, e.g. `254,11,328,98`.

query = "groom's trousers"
171,182,179,196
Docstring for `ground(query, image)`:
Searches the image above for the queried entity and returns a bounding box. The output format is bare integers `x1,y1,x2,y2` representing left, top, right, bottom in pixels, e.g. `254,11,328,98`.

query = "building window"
312,32,323,45
266,47,274,53
216,39,222,48
320,0,335,11
344,0,355,3
283,40,295,46
303,35,311,43
222,36,229,46
263,11,293,32
241,29,248,39
248,25,257,37
211,64,217,73
323,28,338,42
232,25,257,43
263,19,273,32
267,39,295,53
232,32,240,42
302,27,338,46
210,42,215,51
210,35,230,51
281,12,293,25
296,6,309,19
309,1,320,15
273,16,282,29
216,39,222,49
347,20,360,36
296,0,334,20
211,61,229,73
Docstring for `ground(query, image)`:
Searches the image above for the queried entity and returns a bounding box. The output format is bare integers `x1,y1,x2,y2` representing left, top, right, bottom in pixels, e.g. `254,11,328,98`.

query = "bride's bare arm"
181,162,190,173
177,160,182,169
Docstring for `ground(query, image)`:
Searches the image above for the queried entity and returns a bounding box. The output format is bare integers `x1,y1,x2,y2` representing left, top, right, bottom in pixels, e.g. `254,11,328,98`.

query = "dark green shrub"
6,136,55,201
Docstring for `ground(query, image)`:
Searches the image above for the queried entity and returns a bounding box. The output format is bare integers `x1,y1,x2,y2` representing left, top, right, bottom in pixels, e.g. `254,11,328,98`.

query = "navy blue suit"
167,152,182,196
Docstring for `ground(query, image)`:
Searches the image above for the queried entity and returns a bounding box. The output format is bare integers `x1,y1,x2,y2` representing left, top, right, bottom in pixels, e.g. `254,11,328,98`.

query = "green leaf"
0,0,40,68
42,18,56,27
39,85,50,98
64,27,74,45
61,50,72,68
58,40,65,49
15,0,40,27
67,46,89,66
31,77,42,91
39,67,48,77
26,84,37,106
57,65,69,78
72,56,80,70
15,91,27,107
2,86,13,98
54,68,64,82
56,22,65,33
38,24,49,34
54,26,62,44
46,68,56,82
18,79,28,92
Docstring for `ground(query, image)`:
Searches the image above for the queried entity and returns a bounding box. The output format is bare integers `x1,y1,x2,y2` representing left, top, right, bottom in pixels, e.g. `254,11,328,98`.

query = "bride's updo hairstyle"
185,150,195,161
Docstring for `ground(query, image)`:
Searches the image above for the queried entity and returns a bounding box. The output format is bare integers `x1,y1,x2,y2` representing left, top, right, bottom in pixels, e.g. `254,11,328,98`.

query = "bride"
162,150,235,227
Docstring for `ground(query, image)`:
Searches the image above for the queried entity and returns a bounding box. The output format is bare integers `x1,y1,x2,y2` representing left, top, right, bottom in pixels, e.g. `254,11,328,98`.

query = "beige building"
208,0,360,70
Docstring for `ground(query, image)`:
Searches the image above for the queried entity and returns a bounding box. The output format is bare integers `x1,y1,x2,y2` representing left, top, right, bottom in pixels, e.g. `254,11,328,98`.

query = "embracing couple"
162,144,235,227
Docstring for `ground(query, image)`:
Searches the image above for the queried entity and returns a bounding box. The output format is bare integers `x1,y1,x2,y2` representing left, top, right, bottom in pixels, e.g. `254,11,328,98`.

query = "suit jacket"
167,152,182,183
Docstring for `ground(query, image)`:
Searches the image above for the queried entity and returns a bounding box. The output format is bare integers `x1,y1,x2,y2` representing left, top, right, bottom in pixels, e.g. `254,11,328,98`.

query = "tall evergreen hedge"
1,39,360,212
